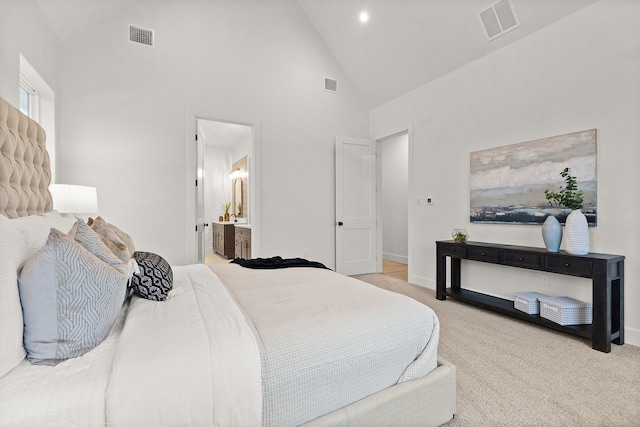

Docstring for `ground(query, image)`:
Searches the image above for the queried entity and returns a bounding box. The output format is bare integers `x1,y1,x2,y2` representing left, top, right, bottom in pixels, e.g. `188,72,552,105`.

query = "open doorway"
378,131,409,281
196,118,254,265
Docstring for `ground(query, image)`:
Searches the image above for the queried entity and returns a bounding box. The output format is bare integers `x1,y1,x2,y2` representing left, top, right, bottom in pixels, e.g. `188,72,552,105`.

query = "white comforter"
106,264,262,427
211,264,439,426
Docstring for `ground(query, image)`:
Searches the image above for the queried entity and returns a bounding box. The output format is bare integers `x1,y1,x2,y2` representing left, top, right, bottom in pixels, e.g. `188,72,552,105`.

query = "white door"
195,125,206,263
335,136,377,275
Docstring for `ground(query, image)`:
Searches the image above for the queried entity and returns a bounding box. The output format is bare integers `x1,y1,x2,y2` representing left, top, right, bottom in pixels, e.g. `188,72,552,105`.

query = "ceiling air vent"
129,24,154,46
324,77,338,93
479,0,520,41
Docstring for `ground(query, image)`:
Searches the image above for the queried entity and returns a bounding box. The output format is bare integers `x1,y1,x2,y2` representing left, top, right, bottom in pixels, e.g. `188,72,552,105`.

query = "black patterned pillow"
130,251,173,301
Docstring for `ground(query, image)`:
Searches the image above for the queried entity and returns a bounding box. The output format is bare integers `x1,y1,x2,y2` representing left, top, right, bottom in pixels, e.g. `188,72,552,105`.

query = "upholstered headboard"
0,96,53,218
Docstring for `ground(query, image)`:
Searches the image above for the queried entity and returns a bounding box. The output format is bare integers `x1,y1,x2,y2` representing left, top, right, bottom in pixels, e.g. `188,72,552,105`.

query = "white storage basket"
538,296,592,326
513,292,546,315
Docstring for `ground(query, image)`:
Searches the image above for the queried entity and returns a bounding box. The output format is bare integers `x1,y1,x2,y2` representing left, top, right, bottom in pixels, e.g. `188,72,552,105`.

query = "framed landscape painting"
470,129,597,226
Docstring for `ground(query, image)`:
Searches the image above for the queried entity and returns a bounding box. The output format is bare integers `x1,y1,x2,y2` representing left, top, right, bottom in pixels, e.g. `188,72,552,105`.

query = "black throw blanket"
230,256,329,270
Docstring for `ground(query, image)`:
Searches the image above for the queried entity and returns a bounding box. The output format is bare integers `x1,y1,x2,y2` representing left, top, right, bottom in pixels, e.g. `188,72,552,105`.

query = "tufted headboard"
0,96,53,218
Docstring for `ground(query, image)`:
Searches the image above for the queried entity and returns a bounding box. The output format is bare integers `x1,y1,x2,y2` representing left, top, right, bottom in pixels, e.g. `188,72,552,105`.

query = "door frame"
185,108,261,264
374,127,416,281
376,130,410,273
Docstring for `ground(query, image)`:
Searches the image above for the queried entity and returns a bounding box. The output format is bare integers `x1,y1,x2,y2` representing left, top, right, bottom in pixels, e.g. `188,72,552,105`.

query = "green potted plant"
221,202,231,221
451,228,468,243
544,167,588,255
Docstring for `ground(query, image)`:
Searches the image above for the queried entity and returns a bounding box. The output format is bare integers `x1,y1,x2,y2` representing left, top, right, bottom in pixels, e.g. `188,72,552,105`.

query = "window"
19,85,30,115
19,76,39,121
20,54,54,180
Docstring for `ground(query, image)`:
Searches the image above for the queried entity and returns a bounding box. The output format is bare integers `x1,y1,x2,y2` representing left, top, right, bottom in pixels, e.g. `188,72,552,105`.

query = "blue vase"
542,215,562,252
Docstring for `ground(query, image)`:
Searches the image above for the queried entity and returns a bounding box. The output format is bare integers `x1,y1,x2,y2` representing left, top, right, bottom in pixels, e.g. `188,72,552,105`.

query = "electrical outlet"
426,197,433,205
540,273,549,285
529,272,539,284
415,197,422,205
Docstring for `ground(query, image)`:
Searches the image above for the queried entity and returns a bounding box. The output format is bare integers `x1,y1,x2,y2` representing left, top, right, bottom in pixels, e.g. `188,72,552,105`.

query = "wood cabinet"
235,226,251,259
213,223,235,259
436,240,625,353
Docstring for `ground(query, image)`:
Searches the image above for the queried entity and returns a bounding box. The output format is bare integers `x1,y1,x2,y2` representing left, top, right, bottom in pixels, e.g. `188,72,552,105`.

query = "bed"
0,95,456,426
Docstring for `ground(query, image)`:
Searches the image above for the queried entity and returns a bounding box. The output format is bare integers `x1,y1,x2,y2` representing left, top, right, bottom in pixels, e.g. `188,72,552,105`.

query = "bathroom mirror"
231,156,248,218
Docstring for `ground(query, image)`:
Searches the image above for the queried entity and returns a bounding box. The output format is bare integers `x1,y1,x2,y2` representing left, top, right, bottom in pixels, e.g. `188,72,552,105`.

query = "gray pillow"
18,228,129,365
130,251,173,301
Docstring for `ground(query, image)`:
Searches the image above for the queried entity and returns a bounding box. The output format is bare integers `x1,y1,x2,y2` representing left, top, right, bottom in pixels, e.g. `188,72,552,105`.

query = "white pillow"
10,210,77,264
18,228,129,365
0,214,28,378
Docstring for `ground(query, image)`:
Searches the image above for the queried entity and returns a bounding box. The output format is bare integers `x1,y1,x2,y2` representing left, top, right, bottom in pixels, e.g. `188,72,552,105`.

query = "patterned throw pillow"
18,229,128,365
130,251,173,301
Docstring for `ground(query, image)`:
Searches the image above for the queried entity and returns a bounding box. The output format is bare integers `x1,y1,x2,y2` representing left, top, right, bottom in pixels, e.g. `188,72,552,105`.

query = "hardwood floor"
205,252,231,265
382,259,408,281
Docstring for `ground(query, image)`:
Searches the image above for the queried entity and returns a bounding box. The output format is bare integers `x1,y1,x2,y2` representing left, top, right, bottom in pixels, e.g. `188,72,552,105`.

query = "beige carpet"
354,273,640,427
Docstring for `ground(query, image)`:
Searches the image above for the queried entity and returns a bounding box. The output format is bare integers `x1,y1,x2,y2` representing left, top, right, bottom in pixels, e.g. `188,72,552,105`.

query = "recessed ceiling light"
359,11,369,23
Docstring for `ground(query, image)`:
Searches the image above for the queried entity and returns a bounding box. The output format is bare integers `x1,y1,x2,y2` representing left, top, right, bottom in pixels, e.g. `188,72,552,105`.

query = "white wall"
370,0,640,346
381,133,408,263
0,0,59,167
56,0,369,267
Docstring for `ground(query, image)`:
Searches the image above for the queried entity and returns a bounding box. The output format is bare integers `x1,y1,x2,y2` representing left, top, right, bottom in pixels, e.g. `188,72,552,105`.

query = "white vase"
564,209,589,255
542,215,562,252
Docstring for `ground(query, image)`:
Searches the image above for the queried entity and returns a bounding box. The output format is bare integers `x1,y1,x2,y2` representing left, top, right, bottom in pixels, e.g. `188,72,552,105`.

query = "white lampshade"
49,184,99,215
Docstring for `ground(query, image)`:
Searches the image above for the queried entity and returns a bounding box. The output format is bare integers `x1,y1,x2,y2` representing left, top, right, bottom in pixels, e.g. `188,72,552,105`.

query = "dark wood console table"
436,240,624,353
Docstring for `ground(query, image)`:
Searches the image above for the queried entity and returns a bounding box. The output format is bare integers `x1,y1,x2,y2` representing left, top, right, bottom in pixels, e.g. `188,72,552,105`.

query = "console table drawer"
503,251,541,269
440,245,467,258
467,247,500,262
545,257,592,277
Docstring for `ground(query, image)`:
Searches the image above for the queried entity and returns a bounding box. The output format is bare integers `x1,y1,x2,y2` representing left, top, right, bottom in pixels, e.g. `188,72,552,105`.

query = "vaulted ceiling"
36,0,599,108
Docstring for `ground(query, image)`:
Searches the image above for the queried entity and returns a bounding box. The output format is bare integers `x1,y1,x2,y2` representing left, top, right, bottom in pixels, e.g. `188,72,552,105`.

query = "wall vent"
129,24,154,46
324,77,338,93
479,0,520,41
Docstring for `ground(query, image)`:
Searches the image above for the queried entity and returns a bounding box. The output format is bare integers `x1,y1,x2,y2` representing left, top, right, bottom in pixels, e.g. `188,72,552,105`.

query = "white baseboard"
408,274,434,290
382,253,408,264
624,327,640,348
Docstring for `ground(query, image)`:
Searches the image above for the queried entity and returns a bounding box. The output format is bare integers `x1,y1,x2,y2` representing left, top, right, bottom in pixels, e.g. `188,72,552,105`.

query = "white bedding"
0,265,262,427
0,300,128,426
106,264,262,427
0,263,439,427
211,264,439,426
